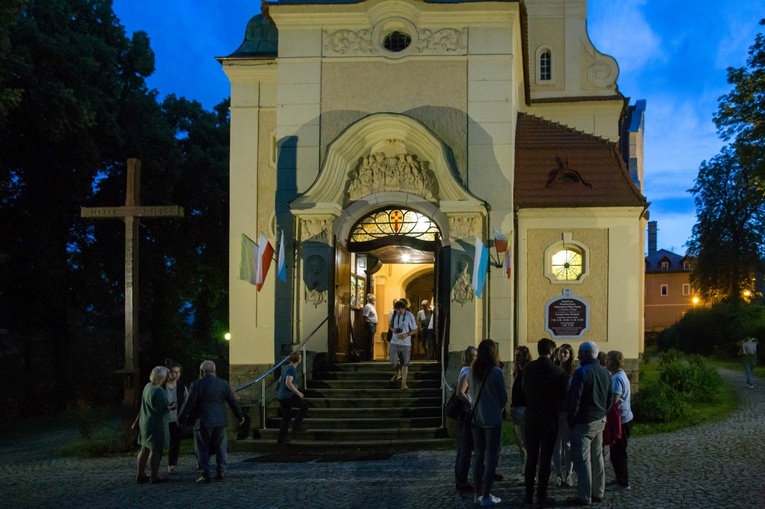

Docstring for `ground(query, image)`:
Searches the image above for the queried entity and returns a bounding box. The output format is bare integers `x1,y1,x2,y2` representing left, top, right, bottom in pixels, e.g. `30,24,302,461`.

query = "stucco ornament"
347,151,437,202
301,218,333,242
448,216,480,239
451,261,474,304
323,27,466,57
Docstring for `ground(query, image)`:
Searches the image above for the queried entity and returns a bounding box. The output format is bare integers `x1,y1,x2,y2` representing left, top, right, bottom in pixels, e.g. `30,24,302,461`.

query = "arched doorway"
332,207,446,362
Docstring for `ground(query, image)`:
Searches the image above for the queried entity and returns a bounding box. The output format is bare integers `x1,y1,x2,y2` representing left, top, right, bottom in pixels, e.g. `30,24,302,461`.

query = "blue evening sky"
113,0,764,254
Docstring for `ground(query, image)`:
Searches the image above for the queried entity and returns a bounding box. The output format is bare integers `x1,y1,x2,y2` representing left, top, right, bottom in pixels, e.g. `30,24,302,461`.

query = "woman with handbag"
552,343,575,487
606,350,633,490
454,345,477,493
470,339,508,507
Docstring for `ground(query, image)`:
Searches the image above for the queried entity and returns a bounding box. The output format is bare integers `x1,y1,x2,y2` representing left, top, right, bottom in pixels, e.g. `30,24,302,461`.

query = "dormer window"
683,261,690,270
661,261,669,271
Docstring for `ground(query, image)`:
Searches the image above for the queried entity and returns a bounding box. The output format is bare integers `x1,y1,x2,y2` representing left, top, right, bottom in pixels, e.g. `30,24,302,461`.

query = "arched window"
540,50,552,81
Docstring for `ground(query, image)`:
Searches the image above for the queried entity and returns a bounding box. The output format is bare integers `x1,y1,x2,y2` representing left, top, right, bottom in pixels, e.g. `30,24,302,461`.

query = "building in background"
644,221,696,343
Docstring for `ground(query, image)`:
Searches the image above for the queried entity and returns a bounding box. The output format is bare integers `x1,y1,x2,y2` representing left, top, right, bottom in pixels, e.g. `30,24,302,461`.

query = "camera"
395,328,403,333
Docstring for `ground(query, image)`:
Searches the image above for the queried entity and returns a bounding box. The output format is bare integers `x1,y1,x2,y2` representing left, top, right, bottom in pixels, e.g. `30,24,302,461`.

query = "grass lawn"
708,357,765,380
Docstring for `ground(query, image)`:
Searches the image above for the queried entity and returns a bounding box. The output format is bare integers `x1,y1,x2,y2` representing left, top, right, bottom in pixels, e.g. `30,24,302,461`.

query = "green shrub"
633,380,685,423
66,404,107,439
658,351,723,401
58,427,134,458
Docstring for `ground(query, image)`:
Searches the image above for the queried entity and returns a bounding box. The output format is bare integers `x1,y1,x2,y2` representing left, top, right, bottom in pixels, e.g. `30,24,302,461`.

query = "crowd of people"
133,359,245,485
453,339,633,507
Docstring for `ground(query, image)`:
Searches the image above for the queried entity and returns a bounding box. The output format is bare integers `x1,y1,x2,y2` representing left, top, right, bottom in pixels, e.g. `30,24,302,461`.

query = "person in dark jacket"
522,338,566,506
178,360,245,484
567,342,613,506
164,361,188,474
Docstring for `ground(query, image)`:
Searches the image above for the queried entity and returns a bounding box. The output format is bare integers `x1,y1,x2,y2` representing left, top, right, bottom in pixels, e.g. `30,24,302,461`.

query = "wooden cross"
81,158,183,430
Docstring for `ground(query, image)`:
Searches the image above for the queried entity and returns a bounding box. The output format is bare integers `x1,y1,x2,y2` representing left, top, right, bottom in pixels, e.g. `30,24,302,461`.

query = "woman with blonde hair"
552,343,575,487
136,366,170,484
455,345,478,492
470,339,508,507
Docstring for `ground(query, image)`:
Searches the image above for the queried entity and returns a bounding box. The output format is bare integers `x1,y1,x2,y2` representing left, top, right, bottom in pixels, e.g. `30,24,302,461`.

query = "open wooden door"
434,235,450,362
330,237,351,363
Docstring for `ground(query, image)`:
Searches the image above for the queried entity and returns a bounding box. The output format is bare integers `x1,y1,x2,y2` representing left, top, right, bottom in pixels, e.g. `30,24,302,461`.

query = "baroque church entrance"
330,207,446,363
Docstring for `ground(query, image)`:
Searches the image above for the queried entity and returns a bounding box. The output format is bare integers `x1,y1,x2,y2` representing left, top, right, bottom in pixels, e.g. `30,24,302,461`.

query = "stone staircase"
234,361,453,453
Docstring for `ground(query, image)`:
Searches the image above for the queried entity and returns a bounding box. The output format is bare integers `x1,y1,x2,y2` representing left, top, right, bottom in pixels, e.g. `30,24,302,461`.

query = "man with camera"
178,360,245,484
389,299,418,390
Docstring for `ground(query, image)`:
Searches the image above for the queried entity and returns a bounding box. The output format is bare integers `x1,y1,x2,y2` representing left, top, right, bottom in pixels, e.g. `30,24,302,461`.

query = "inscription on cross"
81,158,183,430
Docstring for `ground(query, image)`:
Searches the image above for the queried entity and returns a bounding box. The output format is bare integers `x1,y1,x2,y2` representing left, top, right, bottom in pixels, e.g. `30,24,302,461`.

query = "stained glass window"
350,208,439,243
551,248,583,281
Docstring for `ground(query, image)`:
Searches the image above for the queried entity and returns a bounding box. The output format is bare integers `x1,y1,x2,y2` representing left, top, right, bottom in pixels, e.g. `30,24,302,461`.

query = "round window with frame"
551,247,583,281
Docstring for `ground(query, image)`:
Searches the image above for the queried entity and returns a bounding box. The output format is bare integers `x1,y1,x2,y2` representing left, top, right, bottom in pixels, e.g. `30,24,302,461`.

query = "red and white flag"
493,228,512,279
256,232,274,292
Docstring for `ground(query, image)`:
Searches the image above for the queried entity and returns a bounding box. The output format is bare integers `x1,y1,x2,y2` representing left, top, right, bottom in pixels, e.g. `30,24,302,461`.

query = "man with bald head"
566,342,613,506
178,360,245,483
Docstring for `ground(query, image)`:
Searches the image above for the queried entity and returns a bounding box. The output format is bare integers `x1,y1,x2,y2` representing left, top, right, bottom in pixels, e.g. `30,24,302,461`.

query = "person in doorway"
136,366,170,484
164,360,188,474
470,339,508,507
178,360,245,484
737,337,759,388
362,294,378,361
389,299,418,390
276,351,310,444
566,342,612,506
522,338,566,506
417,300,433,358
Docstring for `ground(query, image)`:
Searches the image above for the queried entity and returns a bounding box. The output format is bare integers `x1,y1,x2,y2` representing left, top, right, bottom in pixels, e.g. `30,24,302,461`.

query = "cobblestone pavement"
1,369,763,508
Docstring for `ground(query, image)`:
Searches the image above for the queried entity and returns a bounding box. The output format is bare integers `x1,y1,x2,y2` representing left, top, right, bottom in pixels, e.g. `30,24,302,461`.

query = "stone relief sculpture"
324,27,466,57
451,260,474,304
347,151,438,202
301,218,333,242
448,216,480,239
304,254,328,308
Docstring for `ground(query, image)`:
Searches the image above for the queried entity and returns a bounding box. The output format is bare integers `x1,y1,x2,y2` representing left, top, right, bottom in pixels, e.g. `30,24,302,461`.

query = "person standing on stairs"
277,351,309,444
389,299,418,390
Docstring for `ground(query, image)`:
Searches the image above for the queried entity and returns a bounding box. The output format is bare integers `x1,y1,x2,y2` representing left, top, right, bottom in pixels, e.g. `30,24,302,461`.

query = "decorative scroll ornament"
449,216,480,240
305,288,327,308
587,61,617,88
323,27,466,57
347,152,438,202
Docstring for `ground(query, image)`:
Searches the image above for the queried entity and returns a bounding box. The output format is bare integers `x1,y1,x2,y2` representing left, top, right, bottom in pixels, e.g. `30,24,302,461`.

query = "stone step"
234,437,454,454
325,361,440,373
312,371,440,381
308,379,440,389
301,406,442,419
300,396,442,409
265,416,442,429
303,387,441,398
256,427,448,442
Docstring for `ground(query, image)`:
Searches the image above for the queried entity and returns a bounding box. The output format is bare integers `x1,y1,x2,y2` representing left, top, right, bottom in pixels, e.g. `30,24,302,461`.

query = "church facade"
219,0,647,386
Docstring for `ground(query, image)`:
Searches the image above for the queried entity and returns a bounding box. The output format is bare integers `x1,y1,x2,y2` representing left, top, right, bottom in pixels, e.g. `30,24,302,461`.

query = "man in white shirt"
389,299,418,390
361,294,378,361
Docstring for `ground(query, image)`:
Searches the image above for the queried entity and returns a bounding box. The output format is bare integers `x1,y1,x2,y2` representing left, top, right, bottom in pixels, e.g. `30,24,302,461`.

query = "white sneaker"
476,494,501,506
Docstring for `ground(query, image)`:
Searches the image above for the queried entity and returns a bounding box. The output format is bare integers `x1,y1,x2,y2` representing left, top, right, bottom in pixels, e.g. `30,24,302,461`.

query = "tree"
687,147,765,303
714,19,765,179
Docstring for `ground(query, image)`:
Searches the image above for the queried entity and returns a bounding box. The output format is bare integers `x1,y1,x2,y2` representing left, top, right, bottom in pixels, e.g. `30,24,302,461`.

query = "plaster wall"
517,207,644,362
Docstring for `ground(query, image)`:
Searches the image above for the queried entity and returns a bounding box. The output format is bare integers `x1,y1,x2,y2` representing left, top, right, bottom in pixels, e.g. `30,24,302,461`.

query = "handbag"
385,329,393,342
445,391,463,420
603,400,622,446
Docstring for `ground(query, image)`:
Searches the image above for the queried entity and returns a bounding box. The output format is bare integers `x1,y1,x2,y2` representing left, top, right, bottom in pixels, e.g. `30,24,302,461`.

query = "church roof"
514,113,647,209
223,14,278,59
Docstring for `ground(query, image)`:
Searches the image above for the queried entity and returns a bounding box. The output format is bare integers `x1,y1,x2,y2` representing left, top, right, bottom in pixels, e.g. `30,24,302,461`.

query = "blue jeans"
744,362,755,385
472,425,502,498
552,412,572,482
455,415,474,486
571,418,606,503
194,426,227,479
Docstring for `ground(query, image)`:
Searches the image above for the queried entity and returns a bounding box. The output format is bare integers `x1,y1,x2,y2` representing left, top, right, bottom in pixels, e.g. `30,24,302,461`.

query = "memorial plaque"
545,289,589,338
